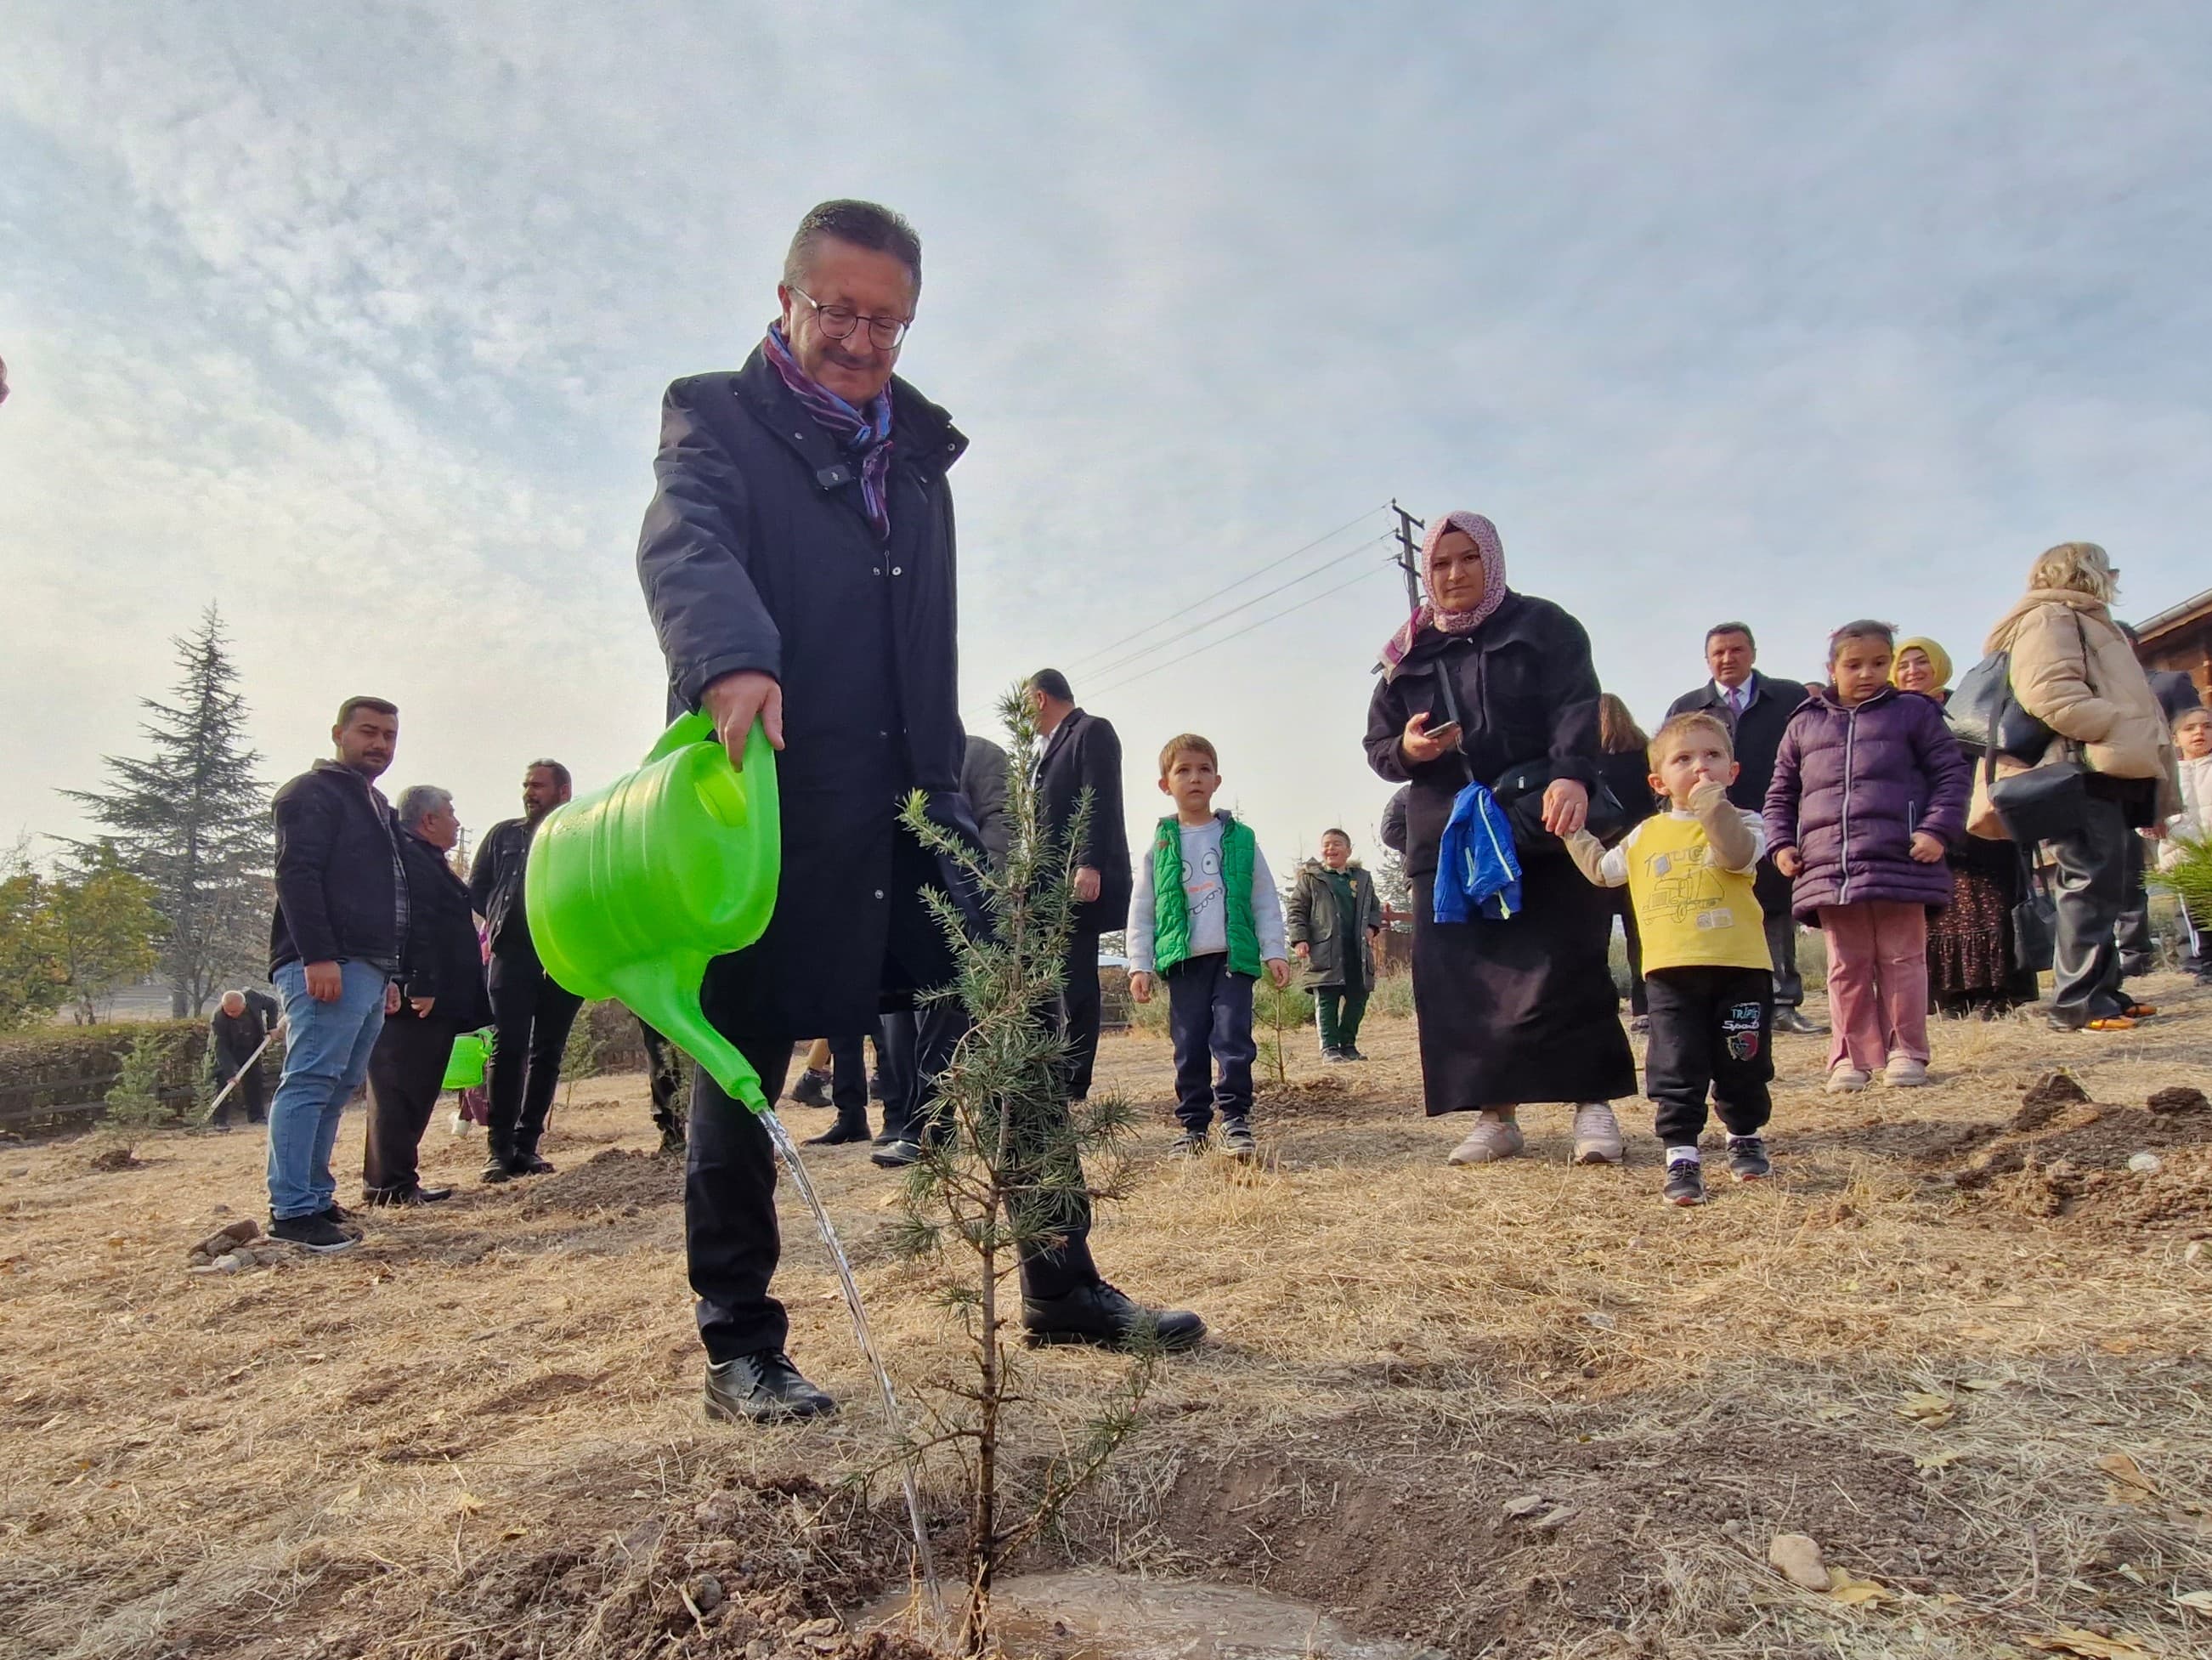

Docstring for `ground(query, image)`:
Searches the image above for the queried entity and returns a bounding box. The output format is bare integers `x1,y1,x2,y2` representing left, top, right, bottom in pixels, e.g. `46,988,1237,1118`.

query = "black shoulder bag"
1430,659,1626,853
1982,613,2093,845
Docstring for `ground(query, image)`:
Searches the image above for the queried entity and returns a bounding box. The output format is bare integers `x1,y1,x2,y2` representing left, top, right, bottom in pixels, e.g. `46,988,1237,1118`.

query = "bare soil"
3,977,2209,1659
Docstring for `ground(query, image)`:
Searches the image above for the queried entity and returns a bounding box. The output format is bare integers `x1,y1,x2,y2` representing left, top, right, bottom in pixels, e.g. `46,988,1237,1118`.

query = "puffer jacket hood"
1763,686,1971,922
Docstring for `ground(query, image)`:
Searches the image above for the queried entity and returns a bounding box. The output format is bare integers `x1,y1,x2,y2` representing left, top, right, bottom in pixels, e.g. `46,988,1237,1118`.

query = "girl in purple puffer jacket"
1765,620,1972,1092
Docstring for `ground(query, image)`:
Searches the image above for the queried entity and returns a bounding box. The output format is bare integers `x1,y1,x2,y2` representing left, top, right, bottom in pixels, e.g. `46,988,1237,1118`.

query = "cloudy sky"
4,1,2209,875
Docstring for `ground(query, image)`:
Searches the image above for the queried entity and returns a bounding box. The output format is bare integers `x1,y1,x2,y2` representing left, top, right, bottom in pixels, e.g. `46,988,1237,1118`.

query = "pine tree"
63,607,270,1016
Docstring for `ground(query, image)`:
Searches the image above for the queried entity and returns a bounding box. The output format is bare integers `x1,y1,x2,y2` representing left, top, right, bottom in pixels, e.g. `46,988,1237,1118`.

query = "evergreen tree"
63,607,270,1016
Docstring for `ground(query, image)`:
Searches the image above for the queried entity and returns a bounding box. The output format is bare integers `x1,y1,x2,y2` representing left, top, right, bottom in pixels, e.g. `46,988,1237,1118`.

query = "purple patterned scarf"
1379,510,1509,681
763,322,895,541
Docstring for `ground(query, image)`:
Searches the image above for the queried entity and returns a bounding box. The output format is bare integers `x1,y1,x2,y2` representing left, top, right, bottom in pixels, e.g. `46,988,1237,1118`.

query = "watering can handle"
644,708,720,765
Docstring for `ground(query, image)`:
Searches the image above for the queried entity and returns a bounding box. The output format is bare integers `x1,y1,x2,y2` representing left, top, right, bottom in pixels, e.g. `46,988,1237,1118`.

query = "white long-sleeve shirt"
1126,816,1287,974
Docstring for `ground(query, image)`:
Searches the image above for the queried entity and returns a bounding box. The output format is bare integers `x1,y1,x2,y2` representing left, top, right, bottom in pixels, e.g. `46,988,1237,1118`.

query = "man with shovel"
636,199,1205,1425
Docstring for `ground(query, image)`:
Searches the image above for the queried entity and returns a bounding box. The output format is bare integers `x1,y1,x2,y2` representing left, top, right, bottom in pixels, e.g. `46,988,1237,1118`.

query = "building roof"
2135,586,2212,647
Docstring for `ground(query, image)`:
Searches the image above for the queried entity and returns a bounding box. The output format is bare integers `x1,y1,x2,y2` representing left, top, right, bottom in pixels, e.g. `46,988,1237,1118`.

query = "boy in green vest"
1127,734,1293,1161
1564,711,1777,1207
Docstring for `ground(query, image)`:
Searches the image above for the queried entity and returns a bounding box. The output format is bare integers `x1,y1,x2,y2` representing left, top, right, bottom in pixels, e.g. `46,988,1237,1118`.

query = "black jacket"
2148,667,2204,724
1665,671,1810,917
269,761,406,974
962,734,1012,864
635,346,979,1035
1364,592,1604,879
1597,747,1660,830
468,817,540,965
400,830,492,1029
206,989,280,1068
1036,708,1134,930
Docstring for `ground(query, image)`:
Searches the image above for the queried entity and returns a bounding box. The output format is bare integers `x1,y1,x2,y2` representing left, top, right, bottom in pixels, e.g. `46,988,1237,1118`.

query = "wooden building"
2135,586,2212,700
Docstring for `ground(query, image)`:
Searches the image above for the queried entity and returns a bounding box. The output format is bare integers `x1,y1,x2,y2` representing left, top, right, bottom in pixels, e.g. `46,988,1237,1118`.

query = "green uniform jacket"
1285,859,1383,991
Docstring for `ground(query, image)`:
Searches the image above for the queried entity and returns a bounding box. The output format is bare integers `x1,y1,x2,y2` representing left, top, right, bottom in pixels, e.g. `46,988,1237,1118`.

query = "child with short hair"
1568,711,1775,1205
1764,620,1970,1091
1127,734,1293,1162
2158,705,2212,983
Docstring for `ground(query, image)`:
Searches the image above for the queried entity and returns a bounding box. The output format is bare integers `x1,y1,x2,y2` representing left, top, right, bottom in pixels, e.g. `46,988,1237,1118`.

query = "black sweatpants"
1165,954,1257,1132
485,953,585,1156
2048,794,2133,1028
212,1051,269,1125
363,1013,458,1195
1643,966,1774,1149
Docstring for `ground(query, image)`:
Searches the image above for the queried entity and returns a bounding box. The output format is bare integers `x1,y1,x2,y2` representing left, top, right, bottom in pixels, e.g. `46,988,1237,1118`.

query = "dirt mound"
1938,1084,2212,1225
520,1147,682,1215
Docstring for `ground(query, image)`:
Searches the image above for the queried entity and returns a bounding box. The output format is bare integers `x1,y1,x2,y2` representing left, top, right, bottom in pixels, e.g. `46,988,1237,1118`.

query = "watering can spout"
525,715,781,1115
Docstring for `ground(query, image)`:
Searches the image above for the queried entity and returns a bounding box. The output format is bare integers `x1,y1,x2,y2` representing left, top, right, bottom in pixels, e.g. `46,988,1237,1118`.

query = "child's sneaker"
1219,1119,1256,1162
1168,1130,1210,1158
1726,1136,1772,1181
1661,1157,1706,1206
1824,1064,1871,1093
1884,1056,1929,1087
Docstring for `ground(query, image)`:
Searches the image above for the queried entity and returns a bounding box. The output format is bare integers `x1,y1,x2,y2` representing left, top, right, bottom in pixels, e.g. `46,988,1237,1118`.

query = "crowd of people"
209,195,2208,1430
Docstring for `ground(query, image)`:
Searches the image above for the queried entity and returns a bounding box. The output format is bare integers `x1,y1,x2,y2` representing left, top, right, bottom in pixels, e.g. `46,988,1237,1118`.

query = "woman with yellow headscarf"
1894,635,2039,1017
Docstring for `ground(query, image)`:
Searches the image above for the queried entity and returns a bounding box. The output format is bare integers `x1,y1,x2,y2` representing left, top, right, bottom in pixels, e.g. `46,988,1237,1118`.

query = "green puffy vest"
1150,813,1261,977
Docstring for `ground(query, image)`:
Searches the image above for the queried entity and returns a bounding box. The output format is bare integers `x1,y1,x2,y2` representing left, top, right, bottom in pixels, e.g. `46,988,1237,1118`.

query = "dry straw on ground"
1,976,2208,1657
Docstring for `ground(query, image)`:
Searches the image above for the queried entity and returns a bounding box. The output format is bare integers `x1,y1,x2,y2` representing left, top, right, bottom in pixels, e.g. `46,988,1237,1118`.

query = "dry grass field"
2,977,2209,1659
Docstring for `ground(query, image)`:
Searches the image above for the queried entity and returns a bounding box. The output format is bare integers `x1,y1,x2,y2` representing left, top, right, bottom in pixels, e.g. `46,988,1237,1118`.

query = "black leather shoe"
364,1185,453,1207
514,1152,555,1175
1774,1008,1828,1036
1022,1281,1206,1353
480,1154,519,1184
805,1116,873,1147
870,1136,925,1168
703,1351,837,1423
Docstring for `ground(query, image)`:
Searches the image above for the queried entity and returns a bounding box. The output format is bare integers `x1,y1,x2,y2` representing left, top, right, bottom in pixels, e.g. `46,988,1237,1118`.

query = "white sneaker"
450,1109,480,1136
1824,1065,1871,1094
1447,1113,1525,1165
1885,1056,1930,1087
1571,1102,1624,1165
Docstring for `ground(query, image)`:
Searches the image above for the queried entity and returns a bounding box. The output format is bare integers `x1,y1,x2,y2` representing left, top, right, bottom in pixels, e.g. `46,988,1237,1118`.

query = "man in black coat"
1665,622,1824,1034
634,200,1202,1425
1027,669,1133,1101
265,696,408,1253
467,760,584,1182
363,785,490,1206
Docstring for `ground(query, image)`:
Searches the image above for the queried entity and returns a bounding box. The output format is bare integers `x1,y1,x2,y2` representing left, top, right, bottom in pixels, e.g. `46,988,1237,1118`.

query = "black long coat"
636,346,976,1038
398,830,492,1030
1365,593,1635,1112
1035,708,1134,932
1665,671,1809,920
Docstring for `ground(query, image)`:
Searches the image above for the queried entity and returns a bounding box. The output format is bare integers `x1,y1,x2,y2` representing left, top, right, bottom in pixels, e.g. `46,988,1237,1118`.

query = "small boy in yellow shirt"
1567,711,1774,1206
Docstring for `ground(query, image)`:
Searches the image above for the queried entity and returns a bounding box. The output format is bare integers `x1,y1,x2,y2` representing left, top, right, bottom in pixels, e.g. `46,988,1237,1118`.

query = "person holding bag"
1364,510,1636,1169
1972,541,2181,1032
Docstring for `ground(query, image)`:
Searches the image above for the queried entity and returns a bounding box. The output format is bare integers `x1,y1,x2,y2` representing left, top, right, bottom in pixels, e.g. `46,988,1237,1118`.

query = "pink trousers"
1818,901,1929,1072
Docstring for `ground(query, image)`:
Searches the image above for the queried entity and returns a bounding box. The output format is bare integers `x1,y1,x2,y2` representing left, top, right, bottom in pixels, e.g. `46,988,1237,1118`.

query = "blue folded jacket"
1434,780,1522,922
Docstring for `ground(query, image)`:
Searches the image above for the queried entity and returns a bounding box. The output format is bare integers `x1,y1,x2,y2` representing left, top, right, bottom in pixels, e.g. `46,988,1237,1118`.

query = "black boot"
804,1113,872,1147
789,1068,834,1108
703,1351,836,1423
1021,1281,1206,1353
481,1138,523,1183
655,1117,687,1156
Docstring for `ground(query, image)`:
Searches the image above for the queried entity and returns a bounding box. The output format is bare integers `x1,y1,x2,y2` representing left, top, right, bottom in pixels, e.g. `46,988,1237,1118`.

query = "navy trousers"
1164,953,1257,1132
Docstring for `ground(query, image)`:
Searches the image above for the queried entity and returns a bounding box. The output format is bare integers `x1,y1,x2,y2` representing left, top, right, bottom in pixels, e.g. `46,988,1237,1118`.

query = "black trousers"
1058,924,1106,1100
363,1013,459,1194
875,1011,916,1140
2116,829,2157,977
1643,966,1774,1148
828,1034,869,1122
212,1052,269,1124
2048,795,2132,1028
1165,954,1257,1132
1610,889,1648,1017
485,954,585,1155
640,1021,683,1137
1762,909,1803,1010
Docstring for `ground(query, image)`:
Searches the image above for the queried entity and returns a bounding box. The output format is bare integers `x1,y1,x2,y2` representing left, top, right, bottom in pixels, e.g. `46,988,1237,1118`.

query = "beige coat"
1966,588,2181,837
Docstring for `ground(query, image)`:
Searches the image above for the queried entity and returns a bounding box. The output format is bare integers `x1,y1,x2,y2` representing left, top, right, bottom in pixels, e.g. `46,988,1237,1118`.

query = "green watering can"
441,1028,492,1092
523,712,780,1111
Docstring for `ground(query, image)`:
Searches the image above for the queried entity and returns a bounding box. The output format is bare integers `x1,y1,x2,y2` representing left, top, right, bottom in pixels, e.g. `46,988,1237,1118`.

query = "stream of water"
761,1109,947,1631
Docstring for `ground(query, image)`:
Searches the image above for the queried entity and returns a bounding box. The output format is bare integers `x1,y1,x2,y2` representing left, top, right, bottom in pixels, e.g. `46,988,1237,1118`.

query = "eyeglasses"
788,286,911,350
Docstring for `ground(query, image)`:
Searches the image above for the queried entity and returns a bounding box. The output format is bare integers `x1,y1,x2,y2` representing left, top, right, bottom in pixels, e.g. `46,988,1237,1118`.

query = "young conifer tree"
892,688,1151,1652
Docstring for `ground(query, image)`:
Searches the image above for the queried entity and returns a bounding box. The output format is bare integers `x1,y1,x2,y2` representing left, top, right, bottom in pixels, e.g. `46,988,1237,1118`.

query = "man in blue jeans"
265,696,409,1253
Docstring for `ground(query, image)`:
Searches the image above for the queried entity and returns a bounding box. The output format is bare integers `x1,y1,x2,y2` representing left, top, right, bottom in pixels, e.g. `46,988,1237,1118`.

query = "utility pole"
1389,499,1425,614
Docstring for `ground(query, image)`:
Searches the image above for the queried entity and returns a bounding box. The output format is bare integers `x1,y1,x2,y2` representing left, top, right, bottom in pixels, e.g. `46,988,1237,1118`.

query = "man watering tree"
634,199,1203,1424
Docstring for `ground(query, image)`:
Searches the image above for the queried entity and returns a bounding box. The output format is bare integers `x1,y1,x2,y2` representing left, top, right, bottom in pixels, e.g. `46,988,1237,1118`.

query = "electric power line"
1065,503,1389,674
1078,530,1395,688
1089,559,1401,700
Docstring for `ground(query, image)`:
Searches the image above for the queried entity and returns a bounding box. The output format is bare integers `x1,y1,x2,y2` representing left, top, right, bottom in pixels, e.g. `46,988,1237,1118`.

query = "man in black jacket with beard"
468,760,583,1182
1027,670,1134,1101
1666,622,1824,1034
635,199,1202,1425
